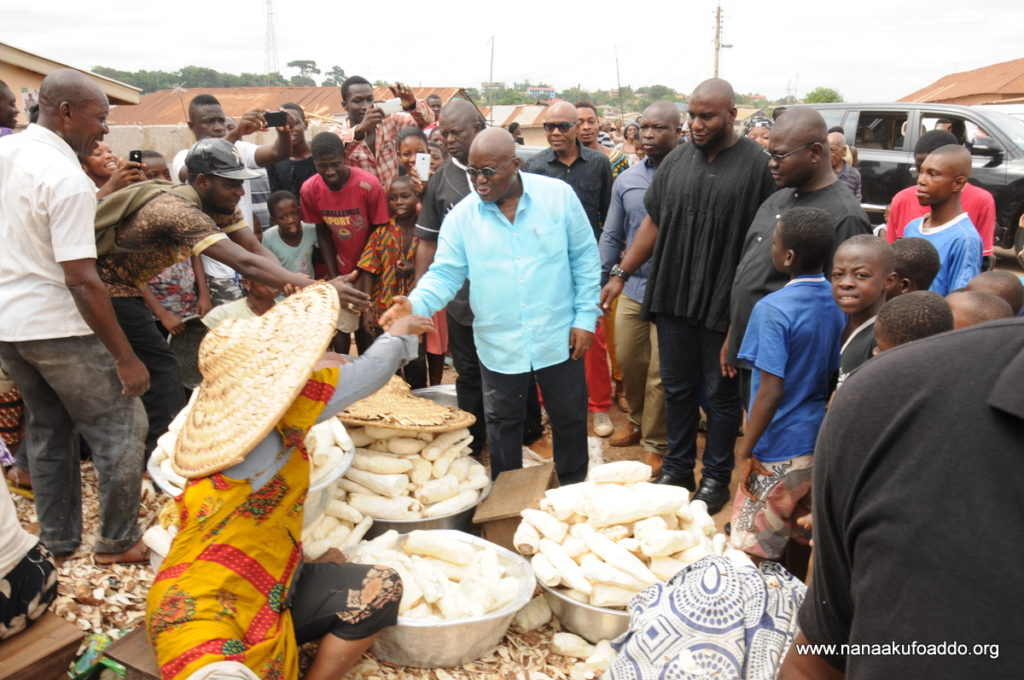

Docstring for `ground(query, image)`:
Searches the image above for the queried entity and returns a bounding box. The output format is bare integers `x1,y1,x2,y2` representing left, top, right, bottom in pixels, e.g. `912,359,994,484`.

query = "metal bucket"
363,483,490,539
369,530,535,668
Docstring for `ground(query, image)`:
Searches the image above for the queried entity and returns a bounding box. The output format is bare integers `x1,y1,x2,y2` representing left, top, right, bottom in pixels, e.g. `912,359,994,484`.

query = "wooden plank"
103,627,159,679
0,611,83,680
473,464,557,524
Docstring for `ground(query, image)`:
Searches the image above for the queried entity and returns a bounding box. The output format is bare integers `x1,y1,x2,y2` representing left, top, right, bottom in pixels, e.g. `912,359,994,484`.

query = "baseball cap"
185,138,263,180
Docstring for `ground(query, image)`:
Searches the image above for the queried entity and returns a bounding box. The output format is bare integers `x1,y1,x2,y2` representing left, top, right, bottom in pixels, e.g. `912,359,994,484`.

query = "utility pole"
488,35,495,126
713,4,722,78
615,46,625,125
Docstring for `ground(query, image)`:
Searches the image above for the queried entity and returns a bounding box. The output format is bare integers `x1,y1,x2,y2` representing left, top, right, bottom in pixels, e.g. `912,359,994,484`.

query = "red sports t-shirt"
886,182,996,255
300,168,389,274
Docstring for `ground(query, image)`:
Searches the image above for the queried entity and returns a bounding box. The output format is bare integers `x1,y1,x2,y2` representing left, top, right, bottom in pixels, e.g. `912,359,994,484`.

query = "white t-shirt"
173,141,261,280
0,124,98,341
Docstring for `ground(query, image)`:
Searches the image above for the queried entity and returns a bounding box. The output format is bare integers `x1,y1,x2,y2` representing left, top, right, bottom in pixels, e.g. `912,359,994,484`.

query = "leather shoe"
654,470,695,491
609,424,641,447
693,476,731,515
643,451,664,477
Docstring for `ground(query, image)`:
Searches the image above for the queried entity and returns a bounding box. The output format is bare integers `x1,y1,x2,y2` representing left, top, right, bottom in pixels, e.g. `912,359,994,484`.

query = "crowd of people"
0,68,1021,679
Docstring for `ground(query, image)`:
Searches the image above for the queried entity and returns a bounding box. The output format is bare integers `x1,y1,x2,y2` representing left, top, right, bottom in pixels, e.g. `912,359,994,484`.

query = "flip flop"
5,477,32,500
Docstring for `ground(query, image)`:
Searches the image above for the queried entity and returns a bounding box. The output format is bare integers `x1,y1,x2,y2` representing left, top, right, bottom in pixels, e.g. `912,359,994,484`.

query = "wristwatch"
610,264,631,281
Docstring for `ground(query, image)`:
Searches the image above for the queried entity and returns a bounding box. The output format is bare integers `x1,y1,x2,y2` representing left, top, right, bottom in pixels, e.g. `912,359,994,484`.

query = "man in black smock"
600,79,775,513
778,318,1024,680
725,107,870,401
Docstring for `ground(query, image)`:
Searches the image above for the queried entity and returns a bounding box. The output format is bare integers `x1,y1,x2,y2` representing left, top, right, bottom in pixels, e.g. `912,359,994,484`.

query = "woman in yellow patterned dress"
146,283,433,680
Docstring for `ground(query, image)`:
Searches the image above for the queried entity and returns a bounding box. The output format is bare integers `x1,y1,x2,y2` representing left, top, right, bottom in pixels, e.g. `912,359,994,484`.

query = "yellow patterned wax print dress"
146,367,339,680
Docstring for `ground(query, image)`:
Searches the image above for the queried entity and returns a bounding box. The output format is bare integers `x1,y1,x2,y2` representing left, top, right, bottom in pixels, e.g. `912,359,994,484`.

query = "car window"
819,109,845,132
852,111,909,151
920,114,989,147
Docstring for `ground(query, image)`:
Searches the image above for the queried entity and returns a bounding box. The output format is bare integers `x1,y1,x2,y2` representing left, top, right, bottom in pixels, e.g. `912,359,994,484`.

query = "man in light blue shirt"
382,129,601,484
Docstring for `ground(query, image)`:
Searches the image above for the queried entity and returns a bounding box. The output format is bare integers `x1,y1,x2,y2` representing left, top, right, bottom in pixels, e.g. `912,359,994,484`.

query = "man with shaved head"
414,99,546,460
386,128,601,485
728,107,870,404
599,78,775,512
0,69,149,564
827,131,861,200
903,144,983,295
598,101,680,471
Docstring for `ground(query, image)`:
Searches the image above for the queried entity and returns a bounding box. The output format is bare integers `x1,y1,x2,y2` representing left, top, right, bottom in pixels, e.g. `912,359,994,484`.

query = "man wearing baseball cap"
95,137,370,467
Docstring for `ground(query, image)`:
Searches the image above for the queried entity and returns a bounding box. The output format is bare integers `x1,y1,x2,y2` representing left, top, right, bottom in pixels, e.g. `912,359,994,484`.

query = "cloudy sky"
4,0,1023,102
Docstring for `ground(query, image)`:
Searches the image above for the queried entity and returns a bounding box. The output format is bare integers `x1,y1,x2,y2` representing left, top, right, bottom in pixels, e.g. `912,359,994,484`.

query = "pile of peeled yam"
346,529,523,620
514,460,743,609
338,425,490,522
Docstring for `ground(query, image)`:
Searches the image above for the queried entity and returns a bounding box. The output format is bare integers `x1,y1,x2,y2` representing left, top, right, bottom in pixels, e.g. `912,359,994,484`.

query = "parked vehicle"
806,102,1024,250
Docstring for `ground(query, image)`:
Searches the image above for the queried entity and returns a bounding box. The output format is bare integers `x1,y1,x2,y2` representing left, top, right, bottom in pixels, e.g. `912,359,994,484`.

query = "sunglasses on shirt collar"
543,122,577,132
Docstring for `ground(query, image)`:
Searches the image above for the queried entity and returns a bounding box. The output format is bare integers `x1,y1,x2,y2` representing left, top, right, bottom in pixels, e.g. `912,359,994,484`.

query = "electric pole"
713,4,722,78
488,35,495,126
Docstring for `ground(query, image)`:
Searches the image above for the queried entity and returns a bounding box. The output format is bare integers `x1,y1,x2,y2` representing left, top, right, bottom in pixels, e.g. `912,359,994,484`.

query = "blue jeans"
654,315,740,484
480,356,588,485
0,336,147,554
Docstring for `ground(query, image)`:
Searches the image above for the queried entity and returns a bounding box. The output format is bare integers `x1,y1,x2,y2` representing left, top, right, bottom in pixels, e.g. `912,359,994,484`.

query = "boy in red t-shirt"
301,132,389,279
302,132,389,353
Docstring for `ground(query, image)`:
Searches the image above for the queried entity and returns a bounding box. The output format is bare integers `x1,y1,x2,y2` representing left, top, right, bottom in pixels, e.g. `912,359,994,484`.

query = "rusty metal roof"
900,57,1024,104
108,86,476,126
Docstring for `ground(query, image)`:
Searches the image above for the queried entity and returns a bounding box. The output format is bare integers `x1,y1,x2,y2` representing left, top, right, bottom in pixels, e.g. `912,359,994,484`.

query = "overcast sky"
4,1,1024,103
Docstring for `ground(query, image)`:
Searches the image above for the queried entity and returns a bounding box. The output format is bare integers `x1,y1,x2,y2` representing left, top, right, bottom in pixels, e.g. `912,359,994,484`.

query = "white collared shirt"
0,124,98,340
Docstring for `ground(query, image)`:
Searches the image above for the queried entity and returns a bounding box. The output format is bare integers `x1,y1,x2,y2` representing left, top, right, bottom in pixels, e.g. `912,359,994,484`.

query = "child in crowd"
946,290,1013,330
140,150,172,181
301,132,389,353
966,270,1024,316
832,235,897,387
903,144,983,295
262,190,318,278
428,141,448,175
873,291,953,353
397,127,430,195
730,208,846,580
889,237,941,298
357,177,428,387
202,276,278,330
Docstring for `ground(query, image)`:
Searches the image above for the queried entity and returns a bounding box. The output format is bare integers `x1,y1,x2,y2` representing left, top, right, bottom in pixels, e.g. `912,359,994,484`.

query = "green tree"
321,65,347,86
804,87,843,103
373,79,390,87
647,84,677,101
287,60,320,78
559,86,591,103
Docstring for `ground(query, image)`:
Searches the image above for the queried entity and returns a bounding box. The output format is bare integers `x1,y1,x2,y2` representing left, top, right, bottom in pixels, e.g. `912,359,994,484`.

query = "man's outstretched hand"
378,295,414,331
389,314,436,337
328,271,370,313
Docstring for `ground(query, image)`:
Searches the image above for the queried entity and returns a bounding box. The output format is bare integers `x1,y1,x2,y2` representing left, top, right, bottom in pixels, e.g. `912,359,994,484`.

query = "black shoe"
654,471,695,492
693,476,731,515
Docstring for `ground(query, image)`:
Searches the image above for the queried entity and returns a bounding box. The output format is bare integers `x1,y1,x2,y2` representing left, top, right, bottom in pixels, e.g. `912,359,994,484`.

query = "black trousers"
112,297,187,455
446,311,543,455
479,356,588,485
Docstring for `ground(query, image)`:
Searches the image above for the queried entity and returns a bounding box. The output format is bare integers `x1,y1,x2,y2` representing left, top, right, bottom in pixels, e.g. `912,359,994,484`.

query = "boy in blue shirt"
729,207,846,579
261,190,319,278
903,144,982,295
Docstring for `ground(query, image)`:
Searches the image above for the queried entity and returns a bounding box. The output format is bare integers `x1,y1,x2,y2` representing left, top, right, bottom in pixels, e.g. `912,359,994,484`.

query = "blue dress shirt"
598,157,657,302
408,172,601,374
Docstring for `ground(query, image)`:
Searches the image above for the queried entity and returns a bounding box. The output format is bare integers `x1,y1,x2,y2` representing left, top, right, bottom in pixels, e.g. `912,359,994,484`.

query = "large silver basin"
370,530,535,668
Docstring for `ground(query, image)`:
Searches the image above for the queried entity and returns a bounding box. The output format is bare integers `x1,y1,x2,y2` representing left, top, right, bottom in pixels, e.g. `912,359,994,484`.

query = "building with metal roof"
900,57,1024,106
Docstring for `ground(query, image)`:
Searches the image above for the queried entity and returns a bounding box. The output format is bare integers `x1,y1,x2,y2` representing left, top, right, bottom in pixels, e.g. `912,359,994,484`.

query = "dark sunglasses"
543,122,576,133
466,158,513,179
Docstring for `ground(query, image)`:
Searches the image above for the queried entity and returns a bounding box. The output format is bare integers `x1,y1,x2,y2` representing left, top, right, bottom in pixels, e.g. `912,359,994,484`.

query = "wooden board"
0,611,83,680
473,464,557,551
103,627,160,680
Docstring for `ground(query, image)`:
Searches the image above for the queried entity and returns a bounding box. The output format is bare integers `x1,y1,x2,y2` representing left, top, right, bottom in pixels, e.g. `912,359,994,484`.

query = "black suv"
807,102,1024,250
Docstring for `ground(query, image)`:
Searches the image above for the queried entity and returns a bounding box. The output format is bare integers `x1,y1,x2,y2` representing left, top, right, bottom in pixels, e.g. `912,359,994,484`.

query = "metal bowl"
539,581,630,644
411,384,459,408
363,483,491,539
370,530,535,668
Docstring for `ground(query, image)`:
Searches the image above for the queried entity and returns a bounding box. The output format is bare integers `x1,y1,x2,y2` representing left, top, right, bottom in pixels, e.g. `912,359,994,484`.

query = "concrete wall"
104,124,335,164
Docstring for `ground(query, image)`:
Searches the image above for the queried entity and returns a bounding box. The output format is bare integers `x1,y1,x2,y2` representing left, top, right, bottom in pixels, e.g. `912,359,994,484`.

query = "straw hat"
172,282,339,478
338,376,475,433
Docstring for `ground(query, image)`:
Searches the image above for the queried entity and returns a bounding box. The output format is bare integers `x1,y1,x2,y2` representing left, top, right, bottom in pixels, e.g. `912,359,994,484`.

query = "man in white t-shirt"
0,69,149,564
171,94,294,305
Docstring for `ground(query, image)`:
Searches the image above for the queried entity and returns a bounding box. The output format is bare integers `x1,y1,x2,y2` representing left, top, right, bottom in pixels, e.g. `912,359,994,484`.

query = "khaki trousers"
614,295,667,453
